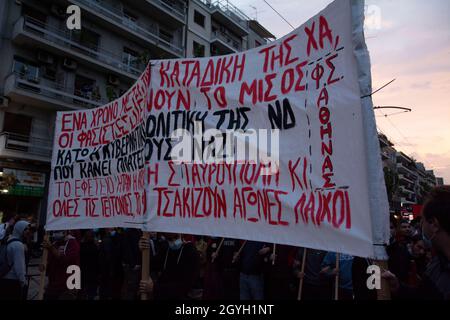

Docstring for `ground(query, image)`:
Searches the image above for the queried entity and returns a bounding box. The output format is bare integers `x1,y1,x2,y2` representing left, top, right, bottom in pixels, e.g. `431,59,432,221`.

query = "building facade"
0,0,275,225
378,133,442,214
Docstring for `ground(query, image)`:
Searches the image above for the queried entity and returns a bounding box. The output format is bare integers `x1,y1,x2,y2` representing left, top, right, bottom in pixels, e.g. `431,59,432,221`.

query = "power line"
362,78,396,99
376,109,415,153
262,0,295,30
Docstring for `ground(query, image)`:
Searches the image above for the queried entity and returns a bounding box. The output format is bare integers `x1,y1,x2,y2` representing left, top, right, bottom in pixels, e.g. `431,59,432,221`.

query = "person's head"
106,228,117,237
421,186,450,252
162,233,182,250
398,219,413,238
11,220,31,242
409,235,426,258
2,212,19,225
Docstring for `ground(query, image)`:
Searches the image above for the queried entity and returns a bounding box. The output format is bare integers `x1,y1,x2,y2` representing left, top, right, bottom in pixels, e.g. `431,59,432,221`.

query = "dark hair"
399,219,410,226
411,234,423,244
1,212,17,223
422,186,450,234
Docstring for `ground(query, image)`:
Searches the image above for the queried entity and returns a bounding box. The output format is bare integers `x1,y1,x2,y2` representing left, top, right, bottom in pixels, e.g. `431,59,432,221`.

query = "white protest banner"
46,0,389,259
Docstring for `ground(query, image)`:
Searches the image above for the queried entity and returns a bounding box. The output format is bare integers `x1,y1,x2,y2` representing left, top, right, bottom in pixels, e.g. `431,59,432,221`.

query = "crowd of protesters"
0,186,449,300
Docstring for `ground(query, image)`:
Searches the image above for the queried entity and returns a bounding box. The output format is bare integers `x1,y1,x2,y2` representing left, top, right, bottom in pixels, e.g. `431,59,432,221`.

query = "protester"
202,237,224,300
139,233,199,300
0,220,31,300
79,230,99,300
406,234,428,282
387,216,411,283
398,219,414,245
121,228,141,300
233,241,270,300
98,228,124,299
191,235,208,299
383,186,450,299
321,252,354,300
293,248,330,300
265,244,297,300
0,213,19,241
42,230,80,300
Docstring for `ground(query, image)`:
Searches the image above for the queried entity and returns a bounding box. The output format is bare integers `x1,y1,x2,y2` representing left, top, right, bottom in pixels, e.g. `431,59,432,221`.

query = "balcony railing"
203,0,249,30
6,72,106,109
0,132,52,159
15,16,144,78
211,30,241,51
399,185,415,194
398,173,416,184
71,0,183,56
147,0,186,21
396,162,417,176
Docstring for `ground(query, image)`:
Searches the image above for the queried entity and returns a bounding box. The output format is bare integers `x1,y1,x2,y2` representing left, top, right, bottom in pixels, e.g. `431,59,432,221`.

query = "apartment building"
0,0,274,224
378,133,440,213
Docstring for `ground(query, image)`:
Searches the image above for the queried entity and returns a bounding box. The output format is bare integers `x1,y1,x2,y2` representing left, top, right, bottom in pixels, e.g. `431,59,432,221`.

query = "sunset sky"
238,0,450,183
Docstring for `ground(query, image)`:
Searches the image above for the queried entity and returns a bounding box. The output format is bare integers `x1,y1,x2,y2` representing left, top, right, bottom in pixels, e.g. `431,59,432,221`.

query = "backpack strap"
3,238,22,272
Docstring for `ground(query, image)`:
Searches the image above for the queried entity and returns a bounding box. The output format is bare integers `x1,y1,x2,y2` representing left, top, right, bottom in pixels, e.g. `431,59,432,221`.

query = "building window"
123,9,138,29
2,112,33,151
122,47,140,69
193,41,205,57
194,10,205,27
74,75,98,102
13,56,39,83
71,28,100,52
159,28,174,44
22,4,47,25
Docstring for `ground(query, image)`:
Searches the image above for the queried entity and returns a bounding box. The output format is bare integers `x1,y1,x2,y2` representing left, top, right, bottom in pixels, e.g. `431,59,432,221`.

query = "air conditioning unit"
51,4,66,18
0,96,9,108
108,74,120,86
63,58,77,70
37,50,54,64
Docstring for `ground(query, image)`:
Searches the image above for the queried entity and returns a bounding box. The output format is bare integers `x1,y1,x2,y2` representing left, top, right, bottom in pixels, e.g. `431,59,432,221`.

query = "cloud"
410,81,432,90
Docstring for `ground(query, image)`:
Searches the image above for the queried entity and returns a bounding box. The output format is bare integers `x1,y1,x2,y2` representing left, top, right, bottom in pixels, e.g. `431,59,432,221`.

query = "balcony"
400,196,416,205
202,0,249,36
398,173,416,184
396,162,417,176
12,16,143,81
399,185,415,195
68,0,183,57
211,30,241,55
4,72,105,111
140,0,186,24
0,132,52,163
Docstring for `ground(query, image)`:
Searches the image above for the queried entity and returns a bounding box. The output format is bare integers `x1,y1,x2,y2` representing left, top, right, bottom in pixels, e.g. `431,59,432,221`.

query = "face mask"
169,238,183,250
52,232,64,241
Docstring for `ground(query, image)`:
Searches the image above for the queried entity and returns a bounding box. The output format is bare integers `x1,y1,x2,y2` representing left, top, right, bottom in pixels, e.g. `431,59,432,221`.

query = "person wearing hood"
0,220,32,300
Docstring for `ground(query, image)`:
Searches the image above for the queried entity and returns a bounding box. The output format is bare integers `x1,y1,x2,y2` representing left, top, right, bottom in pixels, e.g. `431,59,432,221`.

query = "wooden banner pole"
211,238,225,263
297,248,307,300
232,240,247,264
37,232,49,300
140,232,150,300
272,244,276,266
334,253,340,301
